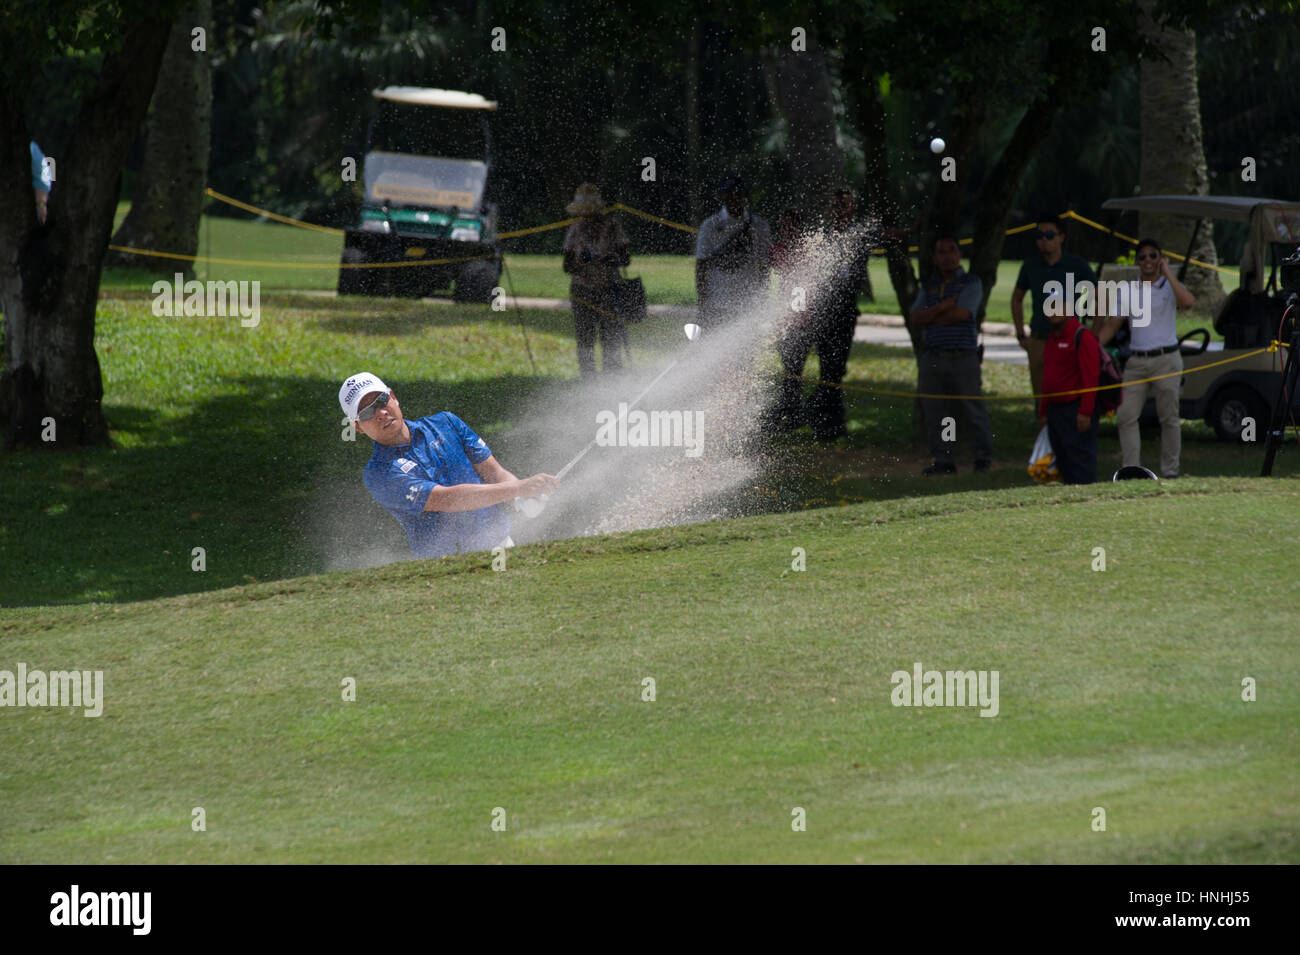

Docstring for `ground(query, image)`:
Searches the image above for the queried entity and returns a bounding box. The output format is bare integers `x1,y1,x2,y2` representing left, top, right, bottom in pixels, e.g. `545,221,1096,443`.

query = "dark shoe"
974,460,992,473
922,461,957,476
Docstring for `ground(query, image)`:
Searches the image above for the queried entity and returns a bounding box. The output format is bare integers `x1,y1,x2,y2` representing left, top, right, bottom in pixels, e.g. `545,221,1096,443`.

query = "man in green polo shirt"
1010,214,1097,407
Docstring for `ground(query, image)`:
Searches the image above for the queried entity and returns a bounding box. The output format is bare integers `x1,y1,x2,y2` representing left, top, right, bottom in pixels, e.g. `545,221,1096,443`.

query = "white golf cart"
1099,195,1300,439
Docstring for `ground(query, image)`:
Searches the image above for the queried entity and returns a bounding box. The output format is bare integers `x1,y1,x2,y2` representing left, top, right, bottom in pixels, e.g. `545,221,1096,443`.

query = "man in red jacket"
1039,306,1102,484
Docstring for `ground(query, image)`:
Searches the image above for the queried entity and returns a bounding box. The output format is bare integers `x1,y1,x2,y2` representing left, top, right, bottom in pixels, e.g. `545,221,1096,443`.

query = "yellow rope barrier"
789,345,1276,402
204,188,345,235
108,244,492,269
126,191,1242,290
1062,210,1235,274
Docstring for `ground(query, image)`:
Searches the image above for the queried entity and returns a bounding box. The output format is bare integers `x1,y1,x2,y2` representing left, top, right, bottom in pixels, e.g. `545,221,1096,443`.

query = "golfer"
339,372,557,559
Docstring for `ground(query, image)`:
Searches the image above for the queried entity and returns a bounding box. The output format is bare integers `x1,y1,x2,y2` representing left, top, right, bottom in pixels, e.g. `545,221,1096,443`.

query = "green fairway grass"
1,290,1289,608
1,480,1296,863
103,203,1237,329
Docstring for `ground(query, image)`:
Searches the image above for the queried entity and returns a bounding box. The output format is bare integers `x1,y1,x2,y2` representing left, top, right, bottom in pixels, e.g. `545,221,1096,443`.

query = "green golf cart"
337,87,502,303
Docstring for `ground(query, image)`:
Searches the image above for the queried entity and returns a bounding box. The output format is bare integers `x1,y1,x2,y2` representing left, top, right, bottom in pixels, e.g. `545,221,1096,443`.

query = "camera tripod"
1260,297,1300,476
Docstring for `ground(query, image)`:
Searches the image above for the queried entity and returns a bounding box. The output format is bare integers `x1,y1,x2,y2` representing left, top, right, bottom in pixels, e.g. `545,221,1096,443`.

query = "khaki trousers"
1116,350,1183,477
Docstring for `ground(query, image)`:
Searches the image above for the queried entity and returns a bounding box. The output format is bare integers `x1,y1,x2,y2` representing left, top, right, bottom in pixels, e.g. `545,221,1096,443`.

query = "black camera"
1281,244,1300,309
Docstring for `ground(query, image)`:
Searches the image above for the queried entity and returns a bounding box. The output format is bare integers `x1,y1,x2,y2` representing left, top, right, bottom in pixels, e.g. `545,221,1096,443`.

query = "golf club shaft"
554,353,685,481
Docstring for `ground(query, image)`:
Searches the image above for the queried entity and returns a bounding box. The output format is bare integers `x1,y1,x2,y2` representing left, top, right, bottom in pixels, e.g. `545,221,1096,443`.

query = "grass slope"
2,480,1296,863
2,291,1286,608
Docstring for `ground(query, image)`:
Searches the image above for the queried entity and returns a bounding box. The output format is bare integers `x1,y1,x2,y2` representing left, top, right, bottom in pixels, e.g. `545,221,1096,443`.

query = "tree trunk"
1138,0,1223,307
770,29,841,216
917,85,988,285
968,83,1067,326
0,18,173,447
107,0,213,276
685,19,701,228
841,55,926,442
846,73,916,326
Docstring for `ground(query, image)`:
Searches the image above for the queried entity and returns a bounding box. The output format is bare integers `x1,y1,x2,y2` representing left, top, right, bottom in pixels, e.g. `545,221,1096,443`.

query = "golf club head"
683,323,701,342
515,494,548,518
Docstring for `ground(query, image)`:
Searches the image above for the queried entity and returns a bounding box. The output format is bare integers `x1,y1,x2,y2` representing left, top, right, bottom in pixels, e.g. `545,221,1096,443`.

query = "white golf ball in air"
930,137,946,154
684,323,701,341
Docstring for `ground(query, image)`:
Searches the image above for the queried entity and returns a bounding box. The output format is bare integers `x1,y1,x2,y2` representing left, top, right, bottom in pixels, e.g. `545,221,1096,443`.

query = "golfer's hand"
1158,256,1171,278
1017,332,1030,351
518,473,558,498
1076,413,1091,433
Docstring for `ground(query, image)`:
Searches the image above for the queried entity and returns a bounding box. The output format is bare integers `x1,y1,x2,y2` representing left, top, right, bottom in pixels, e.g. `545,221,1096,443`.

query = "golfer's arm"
423,480,521,513
1010,287,1026,336
473,455,517,485
695,259,707,299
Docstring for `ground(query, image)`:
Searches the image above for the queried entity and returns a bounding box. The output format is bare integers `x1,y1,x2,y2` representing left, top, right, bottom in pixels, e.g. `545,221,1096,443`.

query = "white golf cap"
339,372,390,420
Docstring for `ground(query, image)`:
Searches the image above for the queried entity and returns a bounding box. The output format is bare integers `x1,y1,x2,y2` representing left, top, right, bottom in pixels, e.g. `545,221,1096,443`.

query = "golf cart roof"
372,87,497,110
1100,195,1296,222
1102,194,1300,296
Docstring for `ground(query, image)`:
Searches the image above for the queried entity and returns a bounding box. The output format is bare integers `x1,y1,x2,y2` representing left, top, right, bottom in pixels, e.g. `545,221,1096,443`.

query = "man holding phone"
1094,238,1196,478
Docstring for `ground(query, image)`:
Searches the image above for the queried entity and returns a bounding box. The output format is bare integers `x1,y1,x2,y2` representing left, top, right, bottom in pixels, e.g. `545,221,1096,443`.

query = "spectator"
1039,301,1102,485
30,141,51,224
1095,238,1195,478
562,183,630,377
765,206,813,430
1011,215,1097,408
803,188,871,441
909,234,994,475
339,372,557,559
695,174,771,327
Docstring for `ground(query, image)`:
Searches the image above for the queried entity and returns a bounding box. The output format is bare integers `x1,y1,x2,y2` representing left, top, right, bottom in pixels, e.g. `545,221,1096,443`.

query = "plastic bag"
1027,425,1060,484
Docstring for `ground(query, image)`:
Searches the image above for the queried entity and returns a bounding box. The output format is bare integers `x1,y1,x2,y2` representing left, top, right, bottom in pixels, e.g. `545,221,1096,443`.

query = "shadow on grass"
1,340,1286,609
0,372,563,608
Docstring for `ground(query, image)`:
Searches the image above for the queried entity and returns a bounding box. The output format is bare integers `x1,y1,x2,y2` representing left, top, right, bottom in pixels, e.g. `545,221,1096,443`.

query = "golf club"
515,323,702,518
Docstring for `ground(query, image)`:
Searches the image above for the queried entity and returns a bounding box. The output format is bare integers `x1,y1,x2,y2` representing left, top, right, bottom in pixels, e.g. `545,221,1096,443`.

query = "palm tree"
1138,0,1224,307
107,0,213,276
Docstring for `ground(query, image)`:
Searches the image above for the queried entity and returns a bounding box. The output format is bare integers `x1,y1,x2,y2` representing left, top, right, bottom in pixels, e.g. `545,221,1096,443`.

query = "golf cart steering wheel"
1179,328,1210,354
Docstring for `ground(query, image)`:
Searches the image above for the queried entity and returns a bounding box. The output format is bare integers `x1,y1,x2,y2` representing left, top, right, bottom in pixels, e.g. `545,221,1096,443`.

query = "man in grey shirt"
695,174,771,327
910,234,994,474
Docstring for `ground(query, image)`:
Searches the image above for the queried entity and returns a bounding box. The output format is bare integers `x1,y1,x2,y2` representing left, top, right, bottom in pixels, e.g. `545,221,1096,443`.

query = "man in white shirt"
1096,238,1196,478
695,174,771,327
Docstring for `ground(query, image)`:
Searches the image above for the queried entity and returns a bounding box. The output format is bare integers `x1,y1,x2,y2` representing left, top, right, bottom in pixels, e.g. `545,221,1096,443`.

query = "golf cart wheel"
1208,385,1269,441
453,259,499,304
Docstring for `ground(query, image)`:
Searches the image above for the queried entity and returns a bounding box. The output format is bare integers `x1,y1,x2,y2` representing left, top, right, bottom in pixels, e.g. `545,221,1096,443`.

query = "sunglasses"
1035,230,1060,240
357,391,391,422
1136,251,1160,261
